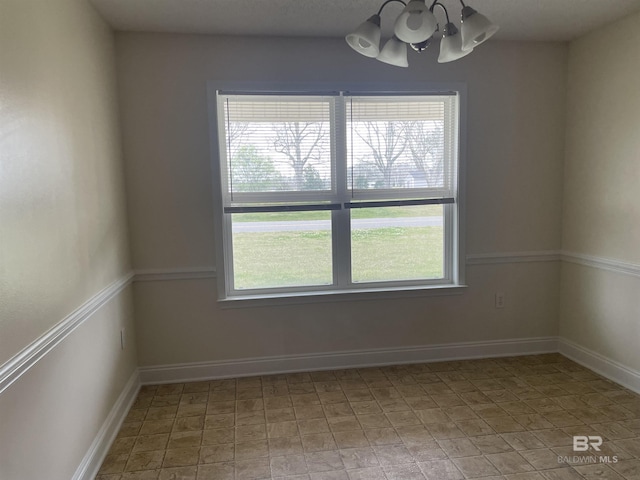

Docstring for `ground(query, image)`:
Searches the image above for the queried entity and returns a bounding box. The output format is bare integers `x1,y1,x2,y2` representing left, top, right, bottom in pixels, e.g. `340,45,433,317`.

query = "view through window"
215,92,461,298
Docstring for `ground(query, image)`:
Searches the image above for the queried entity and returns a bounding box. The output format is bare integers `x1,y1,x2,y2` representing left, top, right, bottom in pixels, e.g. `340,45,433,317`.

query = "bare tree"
272,122,327,190
404,121,445,188
225,121,250,162
356,121,409,188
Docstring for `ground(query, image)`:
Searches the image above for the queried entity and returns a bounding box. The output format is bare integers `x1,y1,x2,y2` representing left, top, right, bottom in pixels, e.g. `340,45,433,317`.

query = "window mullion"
332,95,351,288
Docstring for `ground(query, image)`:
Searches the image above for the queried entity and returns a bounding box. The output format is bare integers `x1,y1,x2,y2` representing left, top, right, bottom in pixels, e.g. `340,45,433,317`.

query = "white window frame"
208,83,467,305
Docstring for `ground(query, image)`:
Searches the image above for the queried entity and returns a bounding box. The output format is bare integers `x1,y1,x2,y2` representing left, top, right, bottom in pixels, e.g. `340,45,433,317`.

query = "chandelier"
346,0,498,67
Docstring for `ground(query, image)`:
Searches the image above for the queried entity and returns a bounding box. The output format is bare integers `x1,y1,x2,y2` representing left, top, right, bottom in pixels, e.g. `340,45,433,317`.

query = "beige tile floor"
96,354,640,479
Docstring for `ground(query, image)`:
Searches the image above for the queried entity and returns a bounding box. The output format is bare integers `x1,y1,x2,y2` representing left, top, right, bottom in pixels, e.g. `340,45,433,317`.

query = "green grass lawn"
232,226,443,290
351,226,443,283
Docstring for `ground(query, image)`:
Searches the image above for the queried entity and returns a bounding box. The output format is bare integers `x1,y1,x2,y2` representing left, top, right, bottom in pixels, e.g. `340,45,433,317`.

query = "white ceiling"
91,0,640,42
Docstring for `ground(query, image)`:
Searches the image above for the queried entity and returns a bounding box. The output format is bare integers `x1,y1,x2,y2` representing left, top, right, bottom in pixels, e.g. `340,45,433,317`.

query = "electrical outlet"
495,292,505,309
120,328,126,350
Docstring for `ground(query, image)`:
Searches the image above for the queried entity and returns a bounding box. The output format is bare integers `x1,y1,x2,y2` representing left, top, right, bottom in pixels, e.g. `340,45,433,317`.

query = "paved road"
232,216,443,232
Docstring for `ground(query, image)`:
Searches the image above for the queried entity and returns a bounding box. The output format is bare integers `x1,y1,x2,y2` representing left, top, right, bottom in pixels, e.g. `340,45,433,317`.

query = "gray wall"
116,34,567,367
0,0,137,478
559,11,640,372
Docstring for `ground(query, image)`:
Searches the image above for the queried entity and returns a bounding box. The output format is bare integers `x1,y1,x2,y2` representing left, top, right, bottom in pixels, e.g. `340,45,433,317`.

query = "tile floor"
96,354,640,479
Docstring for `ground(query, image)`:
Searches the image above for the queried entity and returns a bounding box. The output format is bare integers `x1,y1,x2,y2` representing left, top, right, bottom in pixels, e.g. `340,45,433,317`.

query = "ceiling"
90,0,640,42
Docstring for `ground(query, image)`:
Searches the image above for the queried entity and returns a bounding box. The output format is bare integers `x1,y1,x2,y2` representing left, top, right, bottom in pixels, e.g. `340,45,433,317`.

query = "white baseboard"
139,337,558,385
558,337,640,395
73,369,140,480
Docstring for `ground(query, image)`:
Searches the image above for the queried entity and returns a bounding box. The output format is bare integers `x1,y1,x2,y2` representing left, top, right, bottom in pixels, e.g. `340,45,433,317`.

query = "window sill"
218,284,467,309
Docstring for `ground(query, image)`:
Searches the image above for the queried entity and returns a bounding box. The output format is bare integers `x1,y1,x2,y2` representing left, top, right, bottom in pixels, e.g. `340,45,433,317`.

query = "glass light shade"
346,15,382,58
376,36,409,67
393,0,438,44
460,6,499,51
438,23,472,63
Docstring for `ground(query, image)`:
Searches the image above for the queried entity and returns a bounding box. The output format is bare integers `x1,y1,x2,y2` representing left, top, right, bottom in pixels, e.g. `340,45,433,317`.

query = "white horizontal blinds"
221,95,334,208
346,95,456,202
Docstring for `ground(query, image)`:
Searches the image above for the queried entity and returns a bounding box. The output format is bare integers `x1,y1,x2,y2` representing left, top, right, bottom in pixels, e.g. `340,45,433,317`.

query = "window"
213,90,463,301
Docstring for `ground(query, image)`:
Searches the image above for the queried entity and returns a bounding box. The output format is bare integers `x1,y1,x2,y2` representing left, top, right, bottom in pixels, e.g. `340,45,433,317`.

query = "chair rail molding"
562,251,640,278
131,253,563,284
466,250,561,265
131,251,640,283
134,267,217,282
0,272,134,395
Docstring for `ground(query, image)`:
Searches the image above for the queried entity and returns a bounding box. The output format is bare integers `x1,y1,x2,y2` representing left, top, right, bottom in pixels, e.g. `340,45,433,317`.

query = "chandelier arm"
377,0,407,16
431,2,450,24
